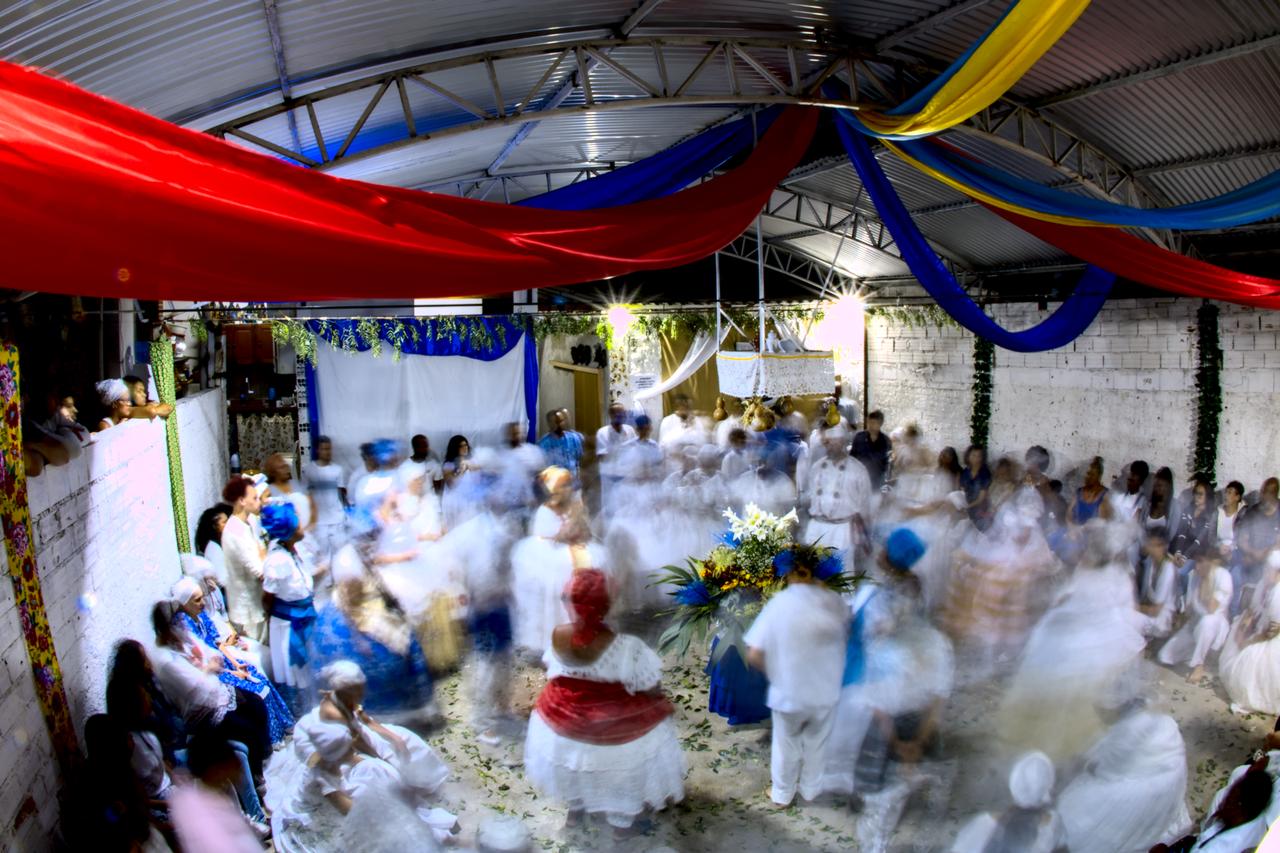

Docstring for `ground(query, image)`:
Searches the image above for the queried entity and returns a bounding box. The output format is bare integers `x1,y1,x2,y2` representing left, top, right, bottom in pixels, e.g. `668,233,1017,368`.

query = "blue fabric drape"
836,116,1115,352
895,136,1280,229
304,317,539,442
518,109,779,210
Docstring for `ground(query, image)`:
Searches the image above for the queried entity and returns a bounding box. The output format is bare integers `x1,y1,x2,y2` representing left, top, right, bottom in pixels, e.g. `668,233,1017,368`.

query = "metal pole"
714,251,722,345
756,218,766,350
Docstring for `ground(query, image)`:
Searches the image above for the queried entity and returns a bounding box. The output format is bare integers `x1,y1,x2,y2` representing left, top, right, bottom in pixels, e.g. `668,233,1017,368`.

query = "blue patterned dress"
174,611,293,744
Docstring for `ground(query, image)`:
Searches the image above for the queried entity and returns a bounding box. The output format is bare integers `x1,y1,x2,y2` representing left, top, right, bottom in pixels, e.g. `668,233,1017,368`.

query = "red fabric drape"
0,63,817,301
986,204,1280,309
535,676,674,746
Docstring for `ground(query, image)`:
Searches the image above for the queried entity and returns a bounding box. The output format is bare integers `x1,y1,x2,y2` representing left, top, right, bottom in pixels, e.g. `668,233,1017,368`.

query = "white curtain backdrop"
313,341,529,474
633,328,729,402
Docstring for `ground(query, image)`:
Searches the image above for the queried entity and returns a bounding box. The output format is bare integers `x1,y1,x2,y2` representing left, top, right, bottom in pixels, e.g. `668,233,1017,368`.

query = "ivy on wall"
258,305,822,364
866,304,958,330
1193,301,1223,477
969,335,995,449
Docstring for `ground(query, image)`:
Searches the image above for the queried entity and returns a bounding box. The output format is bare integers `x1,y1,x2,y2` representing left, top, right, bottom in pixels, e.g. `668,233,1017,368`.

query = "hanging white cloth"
633,328,729,402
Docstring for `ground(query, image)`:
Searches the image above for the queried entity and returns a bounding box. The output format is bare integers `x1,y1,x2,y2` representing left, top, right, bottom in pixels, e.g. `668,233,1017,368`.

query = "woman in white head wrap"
94,378,132,431
265,660,457,850
950,751,1067,853
1056,702,1192,853
183,552,273,680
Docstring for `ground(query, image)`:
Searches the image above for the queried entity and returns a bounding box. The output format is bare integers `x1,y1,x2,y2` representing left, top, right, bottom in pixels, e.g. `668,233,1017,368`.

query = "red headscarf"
566,569,610,650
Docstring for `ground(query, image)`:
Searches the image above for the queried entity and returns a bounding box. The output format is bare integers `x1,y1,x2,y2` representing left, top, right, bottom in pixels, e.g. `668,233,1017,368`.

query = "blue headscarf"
885,527,926,572
261,501,300,542
370,438,399,468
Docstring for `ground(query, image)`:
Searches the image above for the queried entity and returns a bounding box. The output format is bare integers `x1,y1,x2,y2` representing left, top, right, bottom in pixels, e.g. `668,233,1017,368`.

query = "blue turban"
370,438,399,467
261,501,300,542
885,527,926,572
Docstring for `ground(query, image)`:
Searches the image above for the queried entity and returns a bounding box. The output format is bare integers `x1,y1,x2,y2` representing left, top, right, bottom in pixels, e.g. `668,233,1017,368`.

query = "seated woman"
1220,566,1280,715
950,751,1066,853
265,661,458,849
180,553,269,677
149,603,274,789
66,713,173,852
1054,701,1191,853
1152,750,1280,852
261,502,322,714
1158,552,1233,684
310,521,436,723
165,585,294,746
524,569,685,834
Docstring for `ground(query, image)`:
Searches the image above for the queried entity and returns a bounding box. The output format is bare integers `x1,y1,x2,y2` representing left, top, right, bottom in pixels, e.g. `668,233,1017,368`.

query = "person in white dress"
658,395,695,451
595,402,637,518
511,467,605,653
181,553,269,677
1158,551,1233,683
603,425,680,612
262,502,323,713
305,437,347,570
1220,573,1280,715
1139,528,1179,640
1055,702,1192,853
1169,750,1280,852
950,751,1067,853
803,424,872,574
220,475,267,642
720,427,752,481
524,569,685,833
266,661,457,851
744,555,849,807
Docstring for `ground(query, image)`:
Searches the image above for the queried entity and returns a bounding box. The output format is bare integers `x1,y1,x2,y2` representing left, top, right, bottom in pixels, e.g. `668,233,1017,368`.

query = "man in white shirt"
720,428,751,481
595,402,637,517
305,436,346,564
658,394,694,450
401,434,444,491
803,425,873,572
745,564,849,806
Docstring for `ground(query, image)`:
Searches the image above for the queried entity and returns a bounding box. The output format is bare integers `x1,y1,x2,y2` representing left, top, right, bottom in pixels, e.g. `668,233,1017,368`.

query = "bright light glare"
607,304,637,343
807,293,865,381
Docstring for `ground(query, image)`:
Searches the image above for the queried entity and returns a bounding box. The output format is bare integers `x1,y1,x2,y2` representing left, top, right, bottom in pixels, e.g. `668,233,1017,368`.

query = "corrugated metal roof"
1,0,1276,293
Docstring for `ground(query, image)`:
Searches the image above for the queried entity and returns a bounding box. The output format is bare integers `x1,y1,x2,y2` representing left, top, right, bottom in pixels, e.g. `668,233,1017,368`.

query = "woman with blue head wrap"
261,500,321,714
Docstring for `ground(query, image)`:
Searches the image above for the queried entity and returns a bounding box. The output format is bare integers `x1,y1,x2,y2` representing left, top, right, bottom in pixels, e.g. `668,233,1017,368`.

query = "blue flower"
773,549,797,577
815,552,844,581
719,528,741,546
675,580,712,607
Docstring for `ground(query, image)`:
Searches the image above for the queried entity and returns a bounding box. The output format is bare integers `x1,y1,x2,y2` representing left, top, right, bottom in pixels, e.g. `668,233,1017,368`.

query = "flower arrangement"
656,504,858,655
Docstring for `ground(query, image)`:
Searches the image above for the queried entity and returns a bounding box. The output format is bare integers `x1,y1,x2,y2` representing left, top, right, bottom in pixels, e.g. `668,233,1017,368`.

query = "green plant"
1193,301,1222,477
970,335,994,448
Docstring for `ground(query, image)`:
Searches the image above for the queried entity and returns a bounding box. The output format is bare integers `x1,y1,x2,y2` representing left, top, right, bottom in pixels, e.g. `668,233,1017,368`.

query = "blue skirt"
706,636,770,726
215,665,293,745
309,603,433,715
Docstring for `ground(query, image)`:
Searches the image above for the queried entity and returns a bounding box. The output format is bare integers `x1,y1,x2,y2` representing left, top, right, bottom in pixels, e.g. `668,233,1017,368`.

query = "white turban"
180,554,216,580
330,544,367,583
171,577,202,605
321,660,367,691
1008,750,1055,809
96,378,129,406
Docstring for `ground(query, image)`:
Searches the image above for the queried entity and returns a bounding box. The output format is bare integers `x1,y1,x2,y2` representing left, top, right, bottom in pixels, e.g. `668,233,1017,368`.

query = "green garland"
1193,301,1222,477
150,340,191,553
866,304,957,329
969,335,995,449
262,306,823,364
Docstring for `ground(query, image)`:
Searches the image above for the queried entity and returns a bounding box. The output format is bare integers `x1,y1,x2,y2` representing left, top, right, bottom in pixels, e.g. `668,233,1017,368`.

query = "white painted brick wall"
0,390,227,850
1218,304,1280,490
866,315,974,452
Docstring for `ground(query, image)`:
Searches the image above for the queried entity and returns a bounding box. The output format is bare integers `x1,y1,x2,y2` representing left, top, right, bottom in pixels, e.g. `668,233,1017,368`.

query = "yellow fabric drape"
857,0,1091,139
882,140,1116,227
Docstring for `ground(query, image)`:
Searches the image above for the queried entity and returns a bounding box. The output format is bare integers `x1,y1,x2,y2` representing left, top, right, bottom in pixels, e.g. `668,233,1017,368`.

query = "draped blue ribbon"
836,114,1115,352
269,595,316,669
518,108,779,209
897,136,1280,229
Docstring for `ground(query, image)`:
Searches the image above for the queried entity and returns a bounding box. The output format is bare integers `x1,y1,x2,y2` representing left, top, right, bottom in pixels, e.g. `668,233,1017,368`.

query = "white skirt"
1220,632,1280,715
523,712,685,822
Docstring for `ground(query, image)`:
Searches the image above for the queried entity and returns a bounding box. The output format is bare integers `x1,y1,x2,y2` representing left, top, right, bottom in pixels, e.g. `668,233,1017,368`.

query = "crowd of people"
72,390,1280,851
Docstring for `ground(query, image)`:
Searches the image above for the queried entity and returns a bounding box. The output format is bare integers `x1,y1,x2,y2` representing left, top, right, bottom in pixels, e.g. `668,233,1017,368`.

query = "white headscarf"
1009,750,1056,809
321,660,367,692
95,378,129,406
180,553,217,580
171,577,202,605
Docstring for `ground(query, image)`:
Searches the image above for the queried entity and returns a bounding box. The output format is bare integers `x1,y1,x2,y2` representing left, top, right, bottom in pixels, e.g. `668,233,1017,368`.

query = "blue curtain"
894,136,1280,229
304,317,540,442
836,116,1115,352
518,109,779,210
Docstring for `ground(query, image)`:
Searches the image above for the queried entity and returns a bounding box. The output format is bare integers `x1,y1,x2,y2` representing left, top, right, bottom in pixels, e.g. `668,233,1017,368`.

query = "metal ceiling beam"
259,0,303,155
1031,31,1280,109
874,0,998,52
719,233,857,295
204,35,886,170
1131,141,1280,177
